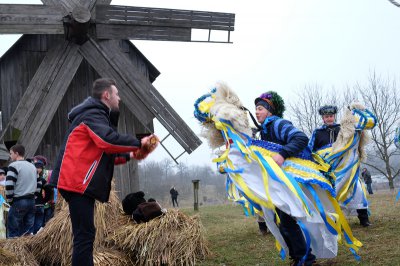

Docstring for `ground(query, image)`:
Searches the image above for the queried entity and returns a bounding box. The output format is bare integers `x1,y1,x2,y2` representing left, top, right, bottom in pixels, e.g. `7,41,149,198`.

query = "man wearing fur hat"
309,105,371,227
255,91,316,266
308,105,340,152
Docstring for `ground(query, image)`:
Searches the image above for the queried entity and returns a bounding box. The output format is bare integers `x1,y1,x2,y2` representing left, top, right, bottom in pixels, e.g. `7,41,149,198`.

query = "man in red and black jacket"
50,78,158,266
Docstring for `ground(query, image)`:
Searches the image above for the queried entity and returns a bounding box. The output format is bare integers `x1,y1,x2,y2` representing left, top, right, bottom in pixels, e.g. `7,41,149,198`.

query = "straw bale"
93,247,134,266
0,247,19,265
26,189,209,266
0,238,39,266
107,209,210,266
28,190,122,265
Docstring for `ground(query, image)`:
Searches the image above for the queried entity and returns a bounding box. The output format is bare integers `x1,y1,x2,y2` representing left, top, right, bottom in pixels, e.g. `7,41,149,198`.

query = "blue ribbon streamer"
305,184,338,235
342,167,361,206
296,220,312,266
344,231,361,261
279,248,286,260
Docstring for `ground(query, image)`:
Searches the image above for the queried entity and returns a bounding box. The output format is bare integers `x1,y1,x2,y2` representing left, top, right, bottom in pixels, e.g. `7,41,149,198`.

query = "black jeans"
366,183,373,194
276,208,316,265
357,208,370,225
171,196,178,207
60,190,95,266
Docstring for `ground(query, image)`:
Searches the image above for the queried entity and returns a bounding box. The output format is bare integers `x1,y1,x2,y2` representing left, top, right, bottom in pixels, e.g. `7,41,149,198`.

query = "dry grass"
93,248,135,266
107,209,210,266
0,246,20,265
3,189,209,265
4,189,397,266
0,238,39,266
28,190,129,265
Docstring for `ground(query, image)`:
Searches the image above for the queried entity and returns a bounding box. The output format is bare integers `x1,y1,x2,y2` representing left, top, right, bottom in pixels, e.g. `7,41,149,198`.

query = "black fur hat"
318,105,338,115
122,191,146,215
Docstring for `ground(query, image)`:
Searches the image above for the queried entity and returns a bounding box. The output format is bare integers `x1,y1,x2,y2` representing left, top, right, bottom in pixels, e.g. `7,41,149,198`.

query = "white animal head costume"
194,83,252,149
332,102,375,161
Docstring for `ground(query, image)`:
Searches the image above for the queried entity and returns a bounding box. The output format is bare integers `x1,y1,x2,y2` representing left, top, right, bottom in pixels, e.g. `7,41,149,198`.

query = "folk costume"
309,105,374,227
194,84,362,265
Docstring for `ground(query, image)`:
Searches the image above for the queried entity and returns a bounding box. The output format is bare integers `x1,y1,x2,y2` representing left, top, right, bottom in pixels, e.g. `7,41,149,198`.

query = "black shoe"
290,259,300,266
259,229,269,236
361,221,372,227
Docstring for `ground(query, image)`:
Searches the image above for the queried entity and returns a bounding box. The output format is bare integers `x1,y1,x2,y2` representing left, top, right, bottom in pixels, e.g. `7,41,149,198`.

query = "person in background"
0,168,6,186
33,155,55,226
309,105,371,227
32,160,53,234
308,105,340,152
0,167,7,239
170,186,179,207
5,144,37,238
362,168,373,195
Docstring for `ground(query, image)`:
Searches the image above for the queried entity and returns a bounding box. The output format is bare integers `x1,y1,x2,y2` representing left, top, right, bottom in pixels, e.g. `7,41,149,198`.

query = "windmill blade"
40,0,112,15
0,41,83,157
79,39,155,126
79,38,202,153
95,5,235,43
0,4,64,34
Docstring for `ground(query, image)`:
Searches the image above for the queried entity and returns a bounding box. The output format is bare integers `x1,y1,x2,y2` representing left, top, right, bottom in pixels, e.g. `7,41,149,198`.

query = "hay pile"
0,238,39,266
21,189,209,265
28,190,129,265
0,247,18,265
108,209,210,266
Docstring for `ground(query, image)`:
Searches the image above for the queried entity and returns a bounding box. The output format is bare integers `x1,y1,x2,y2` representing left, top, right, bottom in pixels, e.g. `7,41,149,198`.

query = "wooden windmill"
0,0,235,197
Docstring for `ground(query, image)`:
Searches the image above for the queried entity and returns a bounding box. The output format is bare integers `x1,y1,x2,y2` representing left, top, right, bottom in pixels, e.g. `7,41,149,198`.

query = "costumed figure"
395,127,400,149
310,105,376,227
395,127,400,201
194,83,362,265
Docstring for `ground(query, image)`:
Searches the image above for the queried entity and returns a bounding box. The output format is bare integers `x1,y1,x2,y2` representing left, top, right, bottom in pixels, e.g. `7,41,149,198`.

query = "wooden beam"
96,5,235,31
40,0,112,16
42,0,81,14
79,39,155,125
18,42,83,157
0,4,64,34
86,0,112,11
96,24,191,41
80,38,202,153
0,41,83,156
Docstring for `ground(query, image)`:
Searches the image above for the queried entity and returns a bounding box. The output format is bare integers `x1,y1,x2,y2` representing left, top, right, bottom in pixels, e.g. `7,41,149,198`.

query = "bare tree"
271,76,400,190
288,84,342,136
160,158,174,180
355,72,400,189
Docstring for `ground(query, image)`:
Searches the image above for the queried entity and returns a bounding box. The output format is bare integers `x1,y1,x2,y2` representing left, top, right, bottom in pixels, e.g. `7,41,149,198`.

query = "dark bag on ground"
132,202,163,223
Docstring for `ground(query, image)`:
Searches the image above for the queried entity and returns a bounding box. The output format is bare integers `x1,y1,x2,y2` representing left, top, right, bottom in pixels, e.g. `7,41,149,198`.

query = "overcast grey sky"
1,0,400,167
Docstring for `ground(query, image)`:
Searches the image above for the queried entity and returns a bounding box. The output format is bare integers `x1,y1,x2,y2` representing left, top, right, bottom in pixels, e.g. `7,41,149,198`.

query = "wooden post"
192,179,200,211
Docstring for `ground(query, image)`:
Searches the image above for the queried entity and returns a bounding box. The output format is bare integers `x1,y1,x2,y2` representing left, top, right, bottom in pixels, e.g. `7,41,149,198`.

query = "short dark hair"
10,144,25,157
92,78,116,99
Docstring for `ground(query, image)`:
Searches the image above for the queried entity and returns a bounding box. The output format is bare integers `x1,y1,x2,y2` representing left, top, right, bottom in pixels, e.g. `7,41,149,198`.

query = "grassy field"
182,191,400,266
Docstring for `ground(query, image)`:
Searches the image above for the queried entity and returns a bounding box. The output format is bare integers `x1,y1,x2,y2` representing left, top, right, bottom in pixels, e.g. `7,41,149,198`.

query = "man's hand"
272,154,285,167
133,134,160,160
141,134,159,152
